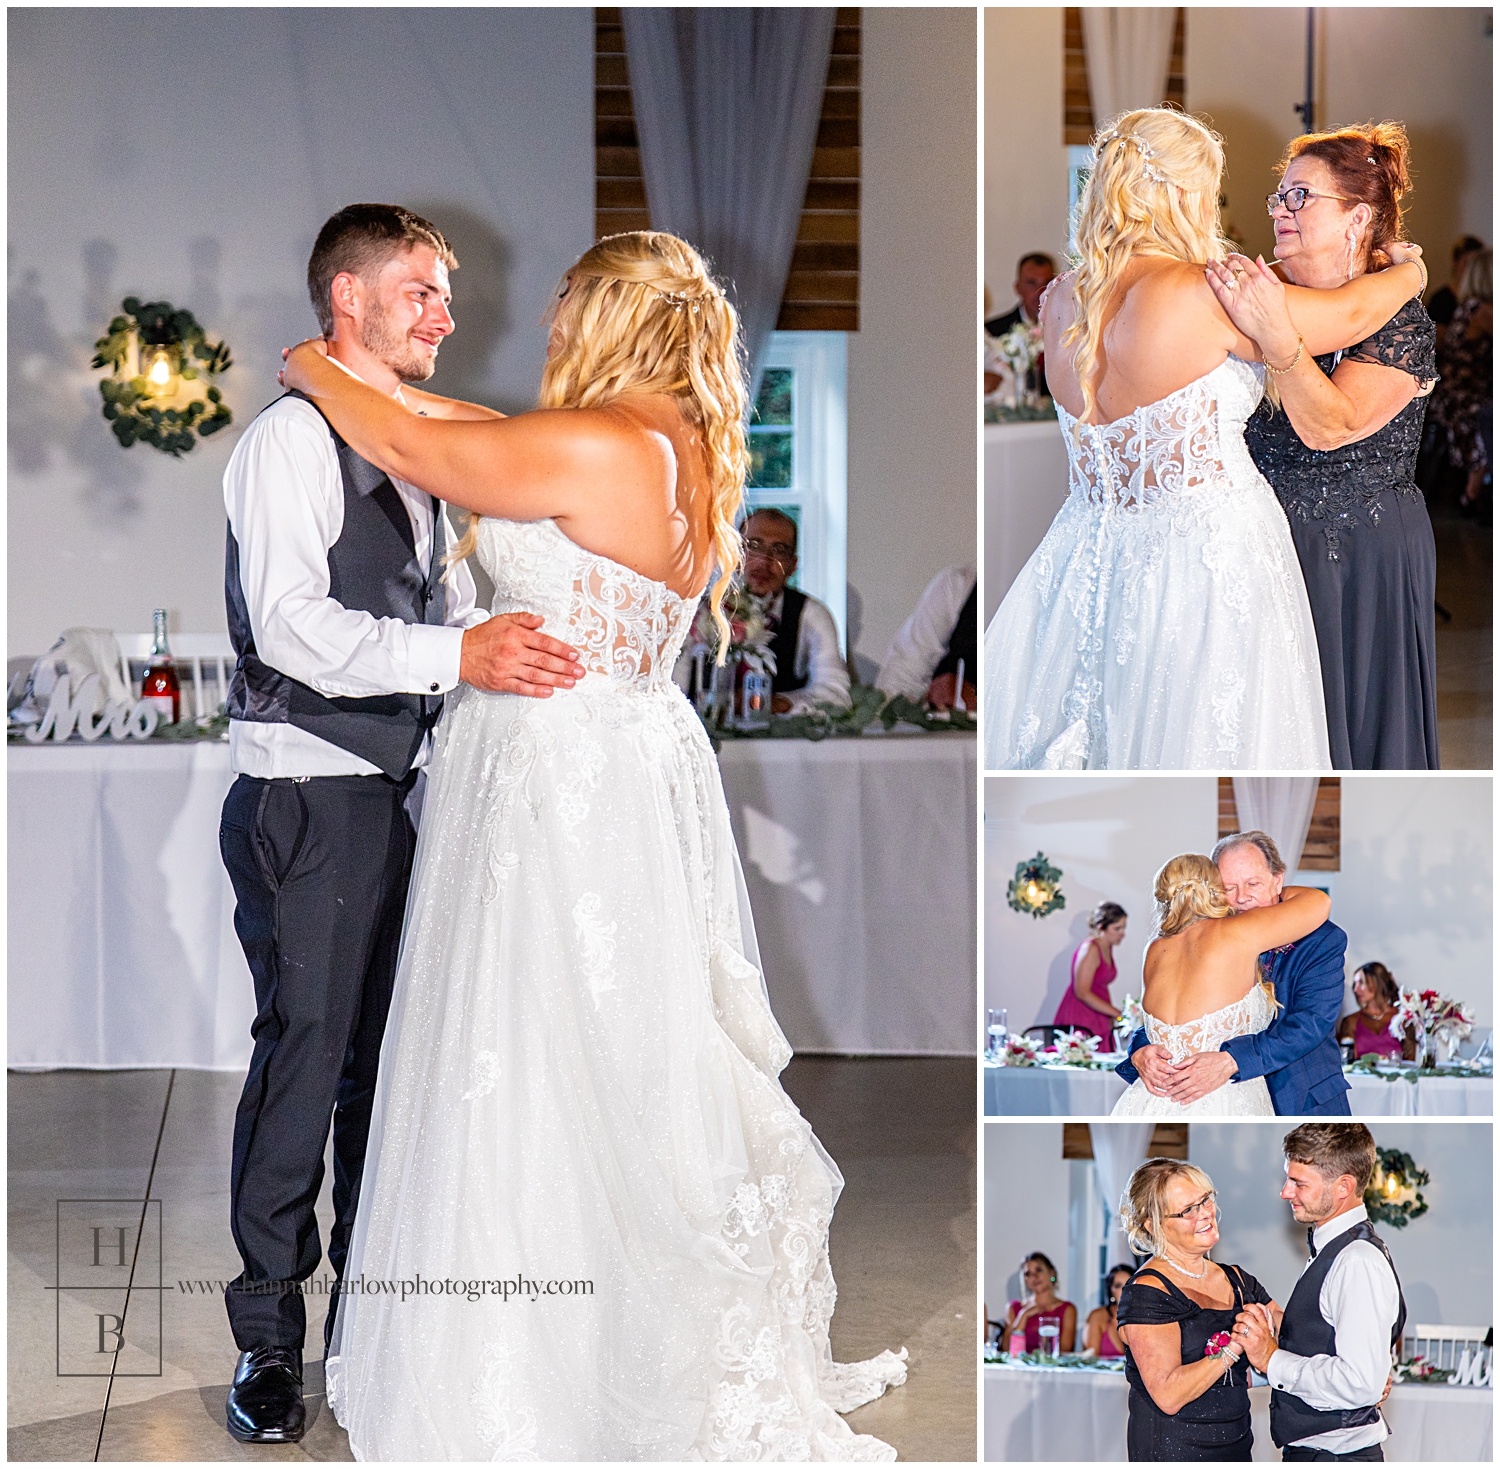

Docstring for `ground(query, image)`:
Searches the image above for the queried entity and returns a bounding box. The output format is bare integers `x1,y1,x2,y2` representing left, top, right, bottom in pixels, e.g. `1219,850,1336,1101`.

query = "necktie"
1307,1227,1318,1260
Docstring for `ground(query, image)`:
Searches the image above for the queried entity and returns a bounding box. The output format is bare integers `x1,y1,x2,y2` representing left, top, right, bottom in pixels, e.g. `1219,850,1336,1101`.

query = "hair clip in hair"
1367,156,1377,164
1097,131,1169,185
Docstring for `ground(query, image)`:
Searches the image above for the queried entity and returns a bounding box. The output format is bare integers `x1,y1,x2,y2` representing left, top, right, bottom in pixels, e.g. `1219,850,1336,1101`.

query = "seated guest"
1337,962,1416,1061
1052,902,1127,1042
1000,1252,1076,1353
1432,248,1493,516
1084,1264,1133,1359
741,508,851,715
876,564,976,710
984,251,1058,336
1426,234,1486,326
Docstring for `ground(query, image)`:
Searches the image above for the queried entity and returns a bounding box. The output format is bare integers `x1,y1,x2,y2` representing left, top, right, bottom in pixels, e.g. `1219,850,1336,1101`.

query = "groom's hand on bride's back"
460,614,585,697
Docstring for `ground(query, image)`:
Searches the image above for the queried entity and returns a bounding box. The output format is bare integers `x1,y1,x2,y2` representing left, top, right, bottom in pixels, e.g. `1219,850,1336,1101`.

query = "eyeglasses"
1266,186,1354,216
744,537,795,565
1164,1191,1218,1222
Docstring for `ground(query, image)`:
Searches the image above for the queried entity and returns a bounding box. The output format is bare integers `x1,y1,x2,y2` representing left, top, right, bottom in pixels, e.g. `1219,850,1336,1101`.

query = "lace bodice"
1055,357,1267,511
1144,984,1274,1064
1244,298,1437,559
476,517,697,692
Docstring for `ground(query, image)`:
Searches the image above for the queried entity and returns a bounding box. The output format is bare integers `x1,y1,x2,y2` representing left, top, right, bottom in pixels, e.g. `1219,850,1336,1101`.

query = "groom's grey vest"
1269,1219,1406,1448
225,390,446,780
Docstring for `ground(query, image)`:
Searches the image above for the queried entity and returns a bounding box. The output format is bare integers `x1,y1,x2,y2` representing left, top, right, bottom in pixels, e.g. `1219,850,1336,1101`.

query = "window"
744,332,849,646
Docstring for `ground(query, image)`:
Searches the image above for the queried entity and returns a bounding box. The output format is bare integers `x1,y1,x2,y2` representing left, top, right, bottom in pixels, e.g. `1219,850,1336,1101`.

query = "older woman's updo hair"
1067,108,1231,427
1152,853,1234,938
1119,1158,1216,1255
1278,121,1413,272
1089,901,1128,934
1355,961,1400,1008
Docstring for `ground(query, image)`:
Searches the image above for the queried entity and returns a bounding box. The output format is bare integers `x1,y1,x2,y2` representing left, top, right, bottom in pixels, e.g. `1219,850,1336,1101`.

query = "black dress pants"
219,771,417,1350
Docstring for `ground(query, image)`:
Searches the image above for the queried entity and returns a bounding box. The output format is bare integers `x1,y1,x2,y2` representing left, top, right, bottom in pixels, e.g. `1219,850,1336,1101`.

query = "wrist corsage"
1205,1331,1242,1382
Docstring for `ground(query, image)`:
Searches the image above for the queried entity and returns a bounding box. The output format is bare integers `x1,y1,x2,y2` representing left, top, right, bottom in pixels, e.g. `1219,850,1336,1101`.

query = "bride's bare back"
1141,888,1331,1026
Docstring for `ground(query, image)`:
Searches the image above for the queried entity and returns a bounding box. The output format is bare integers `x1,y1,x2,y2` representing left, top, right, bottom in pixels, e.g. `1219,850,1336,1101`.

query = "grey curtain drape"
1081,8,1176,126
622,7,836,385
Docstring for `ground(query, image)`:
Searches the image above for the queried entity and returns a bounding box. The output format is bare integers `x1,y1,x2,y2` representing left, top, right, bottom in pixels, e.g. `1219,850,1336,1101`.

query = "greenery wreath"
91,297,234,457
1364,1146,1430,1228
1008,852,1066,919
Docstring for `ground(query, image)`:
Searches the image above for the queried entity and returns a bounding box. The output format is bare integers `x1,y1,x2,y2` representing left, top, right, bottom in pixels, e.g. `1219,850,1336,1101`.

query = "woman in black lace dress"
1208,123,1438,768
1116,1159,1279,1461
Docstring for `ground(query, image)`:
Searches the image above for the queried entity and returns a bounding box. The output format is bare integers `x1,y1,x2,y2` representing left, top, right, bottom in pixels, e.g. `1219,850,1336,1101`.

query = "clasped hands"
1229,1303,1278,1373
1130,1043,1239,1105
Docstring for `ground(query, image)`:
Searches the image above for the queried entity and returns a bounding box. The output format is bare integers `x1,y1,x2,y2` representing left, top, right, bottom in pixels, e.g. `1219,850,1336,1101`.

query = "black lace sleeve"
1343,297,1437,389
1118,1277,1194,1327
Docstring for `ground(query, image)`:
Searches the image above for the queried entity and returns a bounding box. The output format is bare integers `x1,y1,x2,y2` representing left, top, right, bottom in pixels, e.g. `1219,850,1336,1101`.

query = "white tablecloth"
983,419,1068,621
715,735,976,1054
10,733,976,1068
984,1062,1492,1116
985,1365,1493,1462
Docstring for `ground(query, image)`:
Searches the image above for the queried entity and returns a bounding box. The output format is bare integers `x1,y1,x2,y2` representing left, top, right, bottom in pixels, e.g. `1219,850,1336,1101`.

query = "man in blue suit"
1116,831,1351,1116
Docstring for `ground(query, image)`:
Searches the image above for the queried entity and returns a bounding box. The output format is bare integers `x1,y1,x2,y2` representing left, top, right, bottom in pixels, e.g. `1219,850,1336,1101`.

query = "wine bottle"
141,608,181,725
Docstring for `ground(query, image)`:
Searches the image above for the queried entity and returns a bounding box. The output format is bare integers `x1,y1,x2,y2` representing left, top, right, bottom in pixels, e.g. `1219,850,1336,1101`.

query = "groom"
1234,1123,1406,1460
1116,831,1351,1115
218,204,585,1443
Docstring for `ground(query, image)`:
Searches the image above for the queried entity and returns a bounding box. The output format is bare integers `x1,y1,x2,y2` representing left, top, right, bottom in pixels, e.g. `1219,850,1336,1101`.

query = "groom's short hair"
1211,830,1286,877
1283,1123,1376,1192
308,204,458,336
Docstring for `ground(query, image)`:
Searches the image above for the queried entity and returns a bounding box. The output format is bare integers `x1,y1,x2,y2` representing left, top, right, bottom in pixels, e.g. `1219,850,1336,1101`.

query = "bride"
982,107,1427,770
283,232,907,1461
1112,854,1330,1117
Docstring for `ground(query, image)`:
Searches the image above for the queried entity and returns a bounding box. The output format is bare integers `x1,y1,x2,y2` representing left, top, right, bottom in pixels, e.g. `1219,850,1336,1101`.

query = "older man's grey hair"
1210,830,1286,877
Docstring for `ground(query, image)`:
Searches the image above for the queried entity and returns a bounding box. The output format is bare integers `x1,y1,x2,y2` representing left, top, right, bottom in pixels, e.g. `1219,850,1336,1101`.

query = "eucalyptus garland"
1364,1146,1430,1228
92,297,233,456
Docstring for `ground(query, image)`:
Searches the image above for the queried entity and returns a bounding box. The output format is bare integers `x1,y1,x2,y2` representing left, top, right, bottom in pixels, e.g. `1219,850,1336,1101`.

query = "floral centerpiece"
1001,1034,1041,1067
993,321,1043,402
686,581,776,680
1052,1031,1101,1067
1114,994,1147,1051
1391,987,1473,1066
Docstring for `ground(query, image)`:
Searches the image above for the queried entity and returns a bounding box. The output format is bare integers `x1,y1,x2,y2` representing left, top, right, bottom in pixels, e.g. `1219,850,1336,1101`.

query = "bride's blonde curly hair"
452,231,749,651
1152,853,1234,938
1067,107,1233,426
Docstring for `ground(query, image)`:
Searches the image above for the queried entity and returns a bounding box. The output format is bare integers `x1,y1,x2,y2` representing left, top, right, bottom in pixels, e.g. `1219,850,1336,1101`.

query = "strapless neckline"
1054,356,1263,432
508,516,700,607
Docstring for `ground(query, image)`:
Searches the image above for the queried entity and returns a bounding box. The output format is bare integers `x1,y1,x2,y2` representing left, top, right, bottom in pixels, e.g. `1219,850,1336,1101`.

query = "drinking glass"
987,1008,1007,1059
1037,1316,1061,1359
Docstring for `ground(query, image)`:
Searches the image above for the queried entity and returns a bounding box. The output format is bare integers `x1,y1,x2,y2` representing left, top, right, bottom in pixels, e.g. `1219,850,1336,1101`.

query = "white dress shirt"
877,565,976,702
1267,1203,1400,1455
766,588,851,715
223,386,488,779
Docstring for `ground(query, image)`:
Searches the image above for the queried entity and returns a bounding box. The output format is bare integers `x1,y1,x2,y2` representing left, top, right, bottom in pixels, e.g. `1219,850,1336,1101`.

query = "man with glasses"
739,508,851,716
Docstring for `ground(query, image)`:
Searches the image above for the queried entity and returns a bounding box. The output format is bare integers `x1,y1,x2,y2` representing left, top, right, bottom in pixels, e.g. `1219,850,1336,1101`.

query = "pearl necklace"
1160,1250,1209,1280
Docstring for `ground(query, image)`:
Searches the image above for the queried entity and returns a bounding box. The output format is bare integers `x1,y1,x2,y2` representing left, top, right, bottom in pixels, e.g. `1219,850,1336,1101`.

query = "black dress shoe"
226,1346,305,1444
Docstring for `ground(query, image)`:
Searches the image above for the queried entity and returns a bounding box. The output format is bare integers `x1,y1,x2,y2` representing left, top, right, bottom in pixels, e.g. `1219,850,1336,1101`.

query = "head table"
9,730,974,1069
984,1059,1492,1116
985,1361,1492,1462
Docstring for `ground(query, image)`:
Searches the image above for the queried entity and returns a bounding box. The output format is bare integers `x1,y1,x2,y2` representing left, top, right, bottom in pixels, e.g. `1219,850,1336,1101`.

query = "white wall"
1187,8,1493,264
984,776,1219,1027
987,1121,1493,1330
986,775,1494,1030
846,7,978,680
983,8,1070,315
8,7,594,652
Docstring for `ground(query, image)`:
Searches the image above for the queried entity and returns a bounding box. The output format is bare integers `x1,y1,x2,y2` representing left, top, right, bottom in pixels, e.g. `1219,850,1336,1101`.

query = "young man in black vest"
740,507,850,715
1233,1123,1405,1461
218,204,585,1444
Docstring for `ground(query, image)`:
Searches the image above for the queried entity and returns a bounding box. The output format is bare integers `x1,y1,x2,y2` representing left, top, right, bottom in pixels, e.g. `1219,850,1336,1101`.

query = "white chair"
116,633,235,723
1402,1324,1490,1377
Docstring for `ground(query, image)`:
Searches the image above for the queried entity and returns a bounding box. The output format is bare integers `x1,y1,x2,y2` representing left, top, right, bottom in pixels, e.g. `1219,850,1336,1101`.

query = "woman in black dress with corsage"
1207,122,1438,768
1116,1159,1279,1461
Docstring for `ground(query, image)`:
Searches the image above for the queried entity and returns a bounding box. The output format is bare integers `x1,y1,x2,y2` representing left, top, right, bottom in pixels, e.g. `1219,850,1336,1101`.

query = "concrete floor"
8,1058,977,1463
1433,500,1492,770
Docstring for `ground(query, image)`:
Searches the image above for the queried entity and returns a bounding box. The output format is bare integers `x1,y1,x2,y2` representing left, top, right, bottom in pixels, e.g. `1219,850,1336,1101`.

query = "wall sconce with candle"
91,297,234,456
1007,852,1066,919
1364,1147,1430,1228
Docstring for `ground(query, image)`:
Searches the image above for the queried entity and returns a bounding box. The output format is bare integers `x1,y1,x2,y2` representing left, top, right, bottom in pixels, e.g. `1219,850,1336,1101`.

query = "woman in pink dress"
1337,962,1417,1060
1083,1264,1133,1358
1052,902,1128,1042
1000,1252,1076,1353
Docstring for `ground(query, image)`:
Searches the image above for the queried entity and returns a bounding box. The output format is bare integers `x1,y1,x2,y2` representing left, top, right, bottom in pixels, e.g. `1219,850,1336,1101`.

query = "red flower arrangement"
1204,1331,1232,1358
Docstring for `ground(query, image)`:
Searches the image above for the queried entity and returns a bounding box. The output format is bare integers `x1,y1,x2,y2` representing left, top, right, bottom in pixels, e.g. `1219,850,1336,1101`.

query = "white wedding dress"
325,518,907,1461
982,358,1331,769
1111,984,1276,1117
